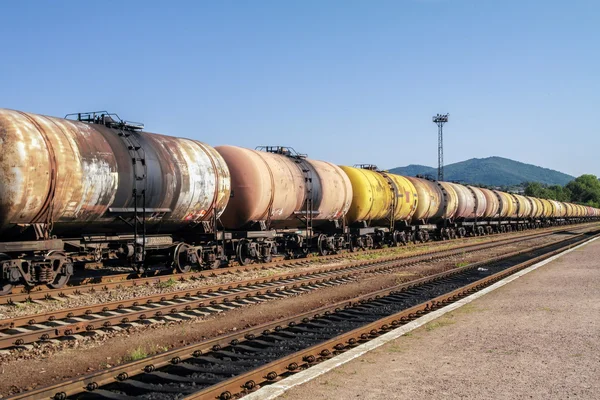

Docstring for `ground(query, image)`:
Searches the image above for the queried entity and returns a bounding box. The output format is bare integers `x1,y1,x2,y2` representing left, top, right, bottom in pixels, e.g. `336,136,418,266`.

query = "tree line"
524,175,600,208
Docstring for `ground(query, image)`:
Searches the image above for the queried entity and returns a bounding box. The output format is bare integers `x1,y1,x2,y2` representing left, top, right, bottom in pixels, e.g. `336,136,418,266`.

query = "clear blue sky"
1,1,598,177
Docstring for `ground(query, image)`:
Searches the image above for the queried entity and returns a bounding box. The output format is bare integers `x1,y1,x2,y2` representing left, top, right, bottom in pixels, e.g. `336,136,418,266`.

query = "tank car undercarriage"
0,216,594,294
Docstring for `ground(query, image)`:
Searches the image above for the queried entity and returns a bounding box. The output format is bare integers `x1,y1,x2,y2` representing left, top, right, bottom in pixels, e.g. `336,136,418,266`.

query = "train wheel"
0,253,12,295
236,239,252,265
348,238,356,252
46,251,72,289
174,243,195,273
318,234,330,256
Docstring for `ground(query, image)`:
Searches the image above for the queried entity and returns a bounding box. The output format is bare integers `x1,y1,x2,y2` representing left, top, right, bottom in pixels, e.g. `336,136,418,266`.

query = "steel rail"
2,223,592,305
189,233,598,400
8,230,596,400
0,227,582,348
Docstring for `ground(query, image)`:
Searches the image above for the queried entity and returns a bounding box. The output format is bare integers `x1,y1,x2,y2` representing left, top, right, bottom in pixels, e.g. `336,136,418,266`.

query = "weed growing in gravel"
124,346,148,361
424,318,456,331
455,261,470,268
156,278,177,289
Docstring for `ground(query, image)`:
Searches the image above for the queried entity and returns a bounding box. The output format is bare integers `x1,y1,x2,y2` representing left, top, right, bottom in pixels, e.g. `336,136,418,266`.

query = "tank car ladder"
118,127,148,270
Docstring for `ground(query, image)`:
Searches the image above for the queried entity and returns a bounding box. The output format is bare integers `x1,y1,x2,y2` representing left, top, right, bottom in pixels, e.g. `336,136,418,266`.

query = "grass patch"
455,261,470,268
123,346,148,362
156,278,177,289
424,318,456,332
122,343,169,363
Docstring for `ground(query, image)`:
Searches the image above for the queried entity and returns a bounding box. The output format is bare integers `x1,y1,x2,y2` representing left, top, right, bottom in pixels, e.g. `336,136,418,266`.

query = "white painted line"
244,236,599,400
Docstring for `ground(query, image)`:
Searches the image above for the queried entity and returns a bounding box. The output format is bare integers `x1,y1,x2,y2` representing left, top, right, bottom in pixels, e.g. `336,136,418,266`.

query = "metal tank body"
447,183,487,220
549,200,563,217
533,197,544,218
468,186,488,219
530,197,544,219
447,183,475,220
385,173,419,222
479,188,500,218
563,202,574,218
494,191,515,218
339,167,418,225
539,199,553,218
526,197,537,218
0,109,230,238
513,194,532,218
406,178,458,222
438,182,459,220
216,146,352,230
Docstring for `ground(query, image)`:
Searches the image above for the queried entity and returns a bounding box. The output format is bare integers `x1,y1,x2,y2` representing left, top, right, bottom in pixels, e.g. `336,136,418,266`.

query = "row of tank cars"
1,108,598,294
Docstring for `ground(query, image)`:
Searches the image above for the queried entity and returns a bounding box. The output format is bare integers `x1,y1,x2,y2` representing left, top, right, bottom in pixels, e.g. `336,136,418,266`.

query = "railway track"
10,229,597,400
2,222,595,305
0,225,590,349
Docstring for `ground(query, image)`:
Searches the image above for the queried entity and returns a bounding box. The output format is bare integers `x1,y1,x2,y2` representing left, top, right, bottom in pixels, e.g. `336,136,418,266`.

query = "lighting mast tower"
432,113,449,181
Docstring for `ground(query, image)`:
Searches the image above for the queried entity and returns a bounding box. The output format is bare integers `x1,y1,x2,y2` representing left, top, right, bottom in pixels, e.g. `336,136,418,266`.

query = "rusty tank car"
0,109,231,293
216,145,352,259
1,107,598,294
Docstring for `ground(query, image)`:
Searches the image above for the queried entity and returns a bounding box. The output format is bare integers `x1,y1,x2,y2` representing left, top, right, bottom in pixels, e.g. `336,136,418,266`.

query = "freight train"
0,109,598,294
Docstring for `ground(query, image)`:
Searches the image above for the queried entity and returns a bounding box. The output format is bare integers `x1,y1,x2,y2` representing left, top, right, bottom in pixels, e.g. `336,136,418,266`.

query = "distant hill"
388,157,574,187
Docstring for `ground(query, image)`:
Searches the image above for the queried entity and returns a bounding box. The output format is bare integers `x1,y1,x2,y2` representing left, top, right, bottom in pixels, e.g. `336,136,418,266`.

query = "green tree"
565,175,600,207
524,182,549,198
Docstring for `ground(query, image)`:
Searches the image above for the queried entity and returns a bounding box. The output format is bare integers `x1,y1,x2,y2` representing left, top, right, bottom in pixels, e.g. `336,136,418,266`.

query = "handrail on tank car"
256,145,307,159
354,164,379,171
65,111,144,131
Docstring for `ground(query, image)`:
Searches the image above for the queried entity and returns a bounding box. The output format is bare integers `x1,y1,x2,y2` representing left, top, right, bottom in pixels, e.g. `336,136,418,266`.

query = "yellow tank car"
339,166,418,225
539,199,553,218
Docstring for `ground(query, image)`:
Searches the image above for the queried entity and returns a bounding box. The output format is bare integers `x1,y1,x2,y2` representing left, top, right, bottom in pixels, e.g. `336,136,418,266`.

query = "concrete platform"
277,237,600,399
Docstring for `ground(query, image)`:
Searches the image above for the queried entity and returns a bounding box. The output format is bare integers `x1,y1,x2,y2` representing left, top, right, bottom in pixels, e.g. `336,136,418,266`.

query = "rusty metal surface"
494,190,515,218
513,194,532,218
406,177,442,222
549,200,564,218
384,173,419,222
447,183,475,220
216,145,352,229
467,186,487,219
0,109,230,238
311,159,352,220
437,181,459,220
479,187,500,218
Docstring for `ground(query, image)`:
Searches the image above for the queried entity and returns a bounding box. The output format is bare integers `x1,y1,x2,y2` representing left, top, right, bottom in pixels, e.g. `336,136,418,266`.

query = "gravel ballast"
281,237,600,400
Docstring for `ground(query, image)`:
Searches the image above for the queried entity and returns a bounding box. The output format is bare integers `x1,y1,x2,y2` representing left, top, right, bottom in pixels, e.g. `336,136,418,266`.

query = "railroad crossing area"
269,237,600,399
